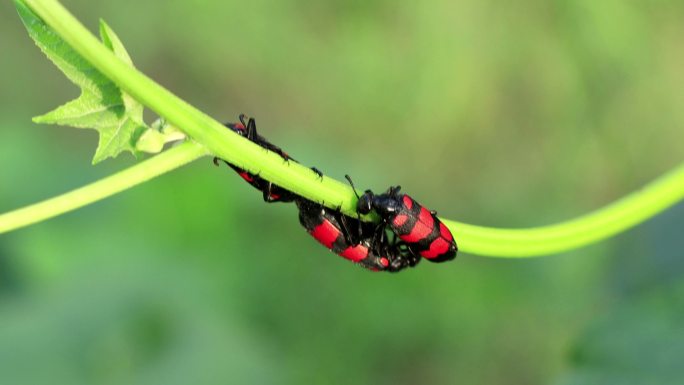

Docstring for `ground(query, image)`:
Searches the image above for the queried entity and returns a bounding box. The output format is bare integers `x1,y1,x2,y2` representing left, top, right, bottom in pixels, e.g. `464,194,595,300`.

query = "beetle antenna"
344,174,365,239
345,174,361,199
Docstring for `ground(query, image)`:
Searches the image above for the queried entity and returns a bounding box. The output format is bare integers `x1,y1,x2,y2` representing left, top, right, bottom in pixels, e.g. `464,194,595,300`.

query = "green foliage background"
1,1,683,384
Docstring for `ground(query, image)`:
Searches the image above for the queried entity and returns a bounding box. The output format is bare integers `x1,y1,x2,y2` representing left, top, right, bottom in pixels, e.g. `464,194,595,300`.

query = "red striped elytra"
349,180,457,264
295,198,419,272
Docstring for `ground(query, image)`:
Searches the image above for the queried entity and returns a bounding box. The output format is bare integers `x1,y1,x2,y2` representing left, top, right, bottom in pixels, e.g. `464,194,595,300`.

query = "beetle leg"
242,115,259,141
311,167,324,180
337,212,358,245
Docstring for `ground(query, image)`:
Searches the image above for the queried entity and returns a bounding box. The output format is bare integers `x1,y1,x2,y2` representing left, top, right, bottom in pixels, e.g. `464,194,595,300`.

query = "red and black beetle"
213,114,321,203
213,115,445,272
295,198,419,272
348,178,457,263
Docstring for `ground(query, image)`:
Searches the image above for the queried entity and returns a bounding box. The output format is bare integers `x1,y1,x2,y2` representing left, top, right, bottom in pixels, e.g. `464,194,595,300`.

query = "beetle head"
357,190,374,215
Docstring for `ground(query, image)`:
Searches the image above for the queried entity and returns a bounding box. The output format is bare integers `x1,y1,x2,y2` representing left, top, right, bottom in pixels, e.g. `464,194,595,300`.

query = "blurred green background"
2,1,684,384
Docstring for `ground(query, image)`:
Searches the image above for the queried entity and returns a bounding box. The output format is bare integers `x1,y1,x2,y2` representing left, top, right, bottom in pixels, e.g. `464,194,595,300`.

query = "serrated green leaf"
99,19,143,123
16,1,148,164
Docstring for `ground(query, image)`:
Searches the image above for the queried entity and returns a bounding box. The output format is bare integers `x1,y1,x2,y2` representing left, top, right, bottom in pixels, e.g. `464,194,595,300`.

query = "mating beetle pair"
214,115,410,271
214,115,457,272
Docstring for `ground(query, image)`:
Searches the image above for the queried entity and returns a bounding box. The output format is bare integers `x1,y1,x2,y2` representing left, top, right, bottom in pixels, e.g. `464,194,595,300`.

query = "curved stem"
22,0,359,216
9,0,684,258
446,163,684,257
0,141,207,234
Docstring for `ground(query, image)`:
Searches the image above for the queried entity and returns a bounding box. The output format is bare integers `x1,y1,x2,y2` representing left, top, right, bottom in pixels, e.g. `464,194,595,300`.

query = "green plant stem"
446,163,684,256
0,141,207,234
21,0,358,216
8,0,684,258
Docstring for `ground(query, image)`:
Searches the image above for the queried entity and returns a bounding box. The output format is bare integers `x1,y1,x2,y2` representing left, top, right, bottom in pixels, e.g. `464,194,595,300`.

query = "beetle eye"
357,195,372,214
